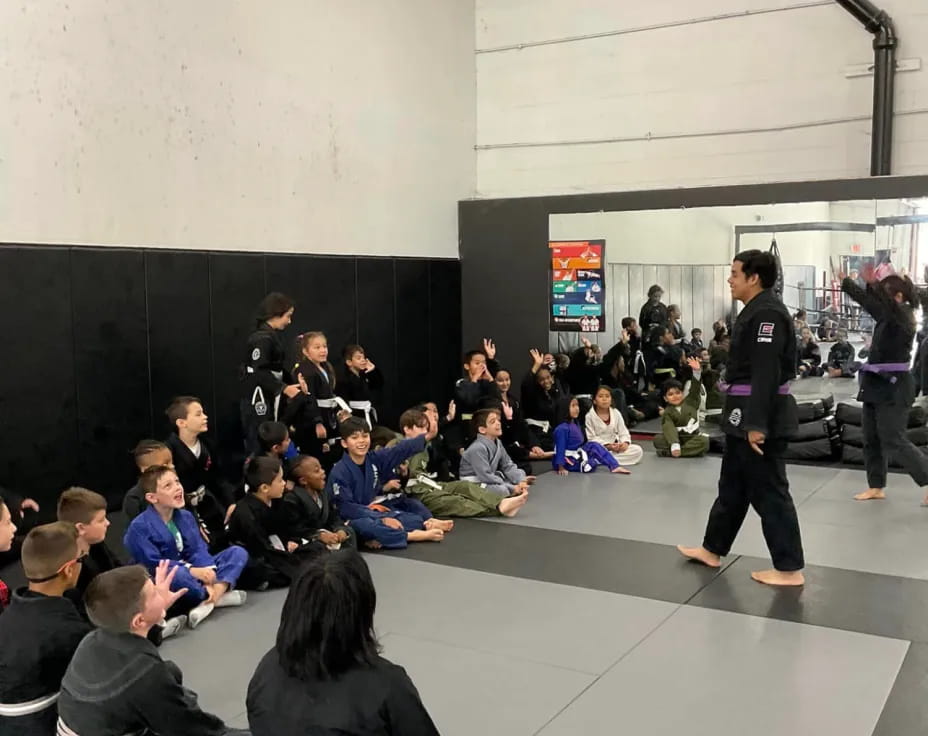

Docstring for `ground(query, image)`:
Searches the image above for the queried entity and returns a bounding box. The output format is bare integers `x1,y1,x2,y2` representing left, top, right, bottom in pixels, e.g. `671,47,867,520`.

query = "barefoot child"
280,455,356,550
584,386,644,466
552,397,631,476
401,409,528,518
326,418,452,549
653,358,710,458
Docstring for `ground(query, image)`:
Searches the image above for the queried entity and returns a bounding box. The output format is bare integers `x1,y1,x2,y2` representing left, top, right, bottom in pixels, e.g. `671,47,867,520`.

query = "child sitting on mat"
584,386,644,466
654,357,709,458
552,396,631,476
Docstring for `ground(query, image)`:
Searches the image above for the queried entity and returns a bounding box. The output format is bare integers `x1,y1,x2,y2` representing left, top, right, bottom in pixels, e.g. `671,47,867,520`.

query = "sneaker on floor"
160,615,187,639
215,590,247,608
188,602,215,629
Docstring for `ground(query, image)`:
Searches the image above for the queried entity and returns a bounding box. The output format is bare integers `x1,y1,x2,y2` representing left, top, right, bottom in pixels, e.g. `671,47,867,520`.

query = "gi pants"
703,436,804,572
863,402,928,488
407,480,503,517
171,545,249,609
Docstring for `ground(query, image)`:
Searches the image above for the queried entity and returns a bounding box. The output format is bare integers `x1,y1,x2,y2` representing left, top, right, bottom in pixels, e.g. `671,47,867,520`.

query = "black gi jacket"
338,365,384,421
242,323,289,415
277,487,353,547
639,300,669,334
59,629,233,736
247,649,439,736
0,589,90,736
827,341,856,369
720,288,798,439
842,277,916,404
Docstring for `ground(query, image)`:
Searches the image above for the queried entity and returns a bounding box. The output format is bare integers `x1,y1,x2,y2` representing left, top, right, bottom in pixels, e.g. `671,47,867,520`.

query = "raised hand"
686,356,701,372
529,348,544,370
483,338,497,360
446,400,456,421
154,560,189,609
364,359,376,373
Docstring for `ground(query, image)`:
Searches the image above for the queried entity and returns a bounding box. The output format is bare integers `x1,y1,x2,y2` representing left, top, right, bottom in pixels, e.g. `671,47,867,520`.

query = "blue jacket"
326,436,426,521
124,506,215,573
553,422,585,469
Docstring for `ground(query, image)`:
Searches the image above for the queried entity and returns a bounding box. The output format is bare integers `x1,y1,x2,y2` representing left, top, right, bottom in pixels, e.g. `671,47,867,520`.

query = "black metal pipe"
835,0,897,176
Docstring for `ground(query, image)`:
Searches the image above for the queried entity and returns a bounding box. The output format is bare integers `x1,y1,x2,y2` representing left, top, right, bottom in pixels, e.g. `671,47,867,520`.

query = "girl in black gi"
842,273,928,503
290,332,349,470
241,293,300,454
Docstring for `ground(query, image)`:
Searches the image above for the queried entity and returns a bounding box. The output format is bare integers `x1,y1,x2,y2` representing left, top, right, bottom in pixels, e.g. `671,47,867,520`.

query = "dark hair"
339,417,370,440
881,274,918,309
246,455,282,492
85,566,149,632
554,396,580,426
691,328,701,336
463,349,487,365
132,439,168,464
668,304,680,317
257,421,289,453
647,284,663,298
297,333,337,388
471,408,500,434
276,550,380,680
733,249,777,289
661,379,684,398
399,409,428,431
165,396,202,429
621,317,636,329
139,465,174,498
290,454,319,479
342,344,365,361
257,292,294,324
794,309,807,320
57,487,107,525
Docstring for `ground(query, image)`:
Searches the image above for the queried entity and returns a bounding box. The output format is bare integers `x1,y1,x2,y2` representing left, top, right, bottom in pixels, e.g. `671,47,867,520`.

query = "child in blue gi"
326,418,453,549
552,396,631,476
124,466,248,630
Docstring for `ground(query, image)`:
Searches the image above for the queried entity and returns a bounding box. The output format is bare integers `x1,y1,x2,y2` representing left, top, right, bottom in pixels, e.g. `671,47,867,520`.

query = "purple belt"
859,362,910,373
720,381,791,396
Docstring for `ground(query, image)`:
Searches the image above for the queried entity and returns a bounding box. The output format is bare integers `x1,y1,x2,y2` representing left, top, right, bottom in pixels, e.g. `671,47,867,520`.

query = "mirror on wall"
547,197,928,353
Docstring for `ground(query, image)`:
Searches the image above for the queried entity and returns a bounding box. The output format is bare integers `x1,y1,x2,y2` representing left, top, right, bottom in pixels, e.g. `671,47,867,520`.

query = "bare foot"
525,475,537,485
498,493,528,517
425,518,454,532
677,545,722,568
611,466,631,474
408,528,444,542
751,569,805,586
854,488,886,501
364,540,383,550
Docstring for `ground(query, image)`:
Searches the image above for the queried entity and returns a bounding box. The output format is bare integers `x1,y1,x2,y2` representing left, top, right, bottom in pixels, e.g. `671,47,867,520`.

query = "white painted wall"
476,0,928,197
0,0,475,257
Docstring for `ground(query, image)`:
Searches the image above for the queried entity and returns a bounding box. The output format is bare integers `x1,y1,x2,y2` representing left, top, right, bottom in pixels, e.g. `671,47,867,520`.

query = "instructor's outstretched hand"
748,430,765,456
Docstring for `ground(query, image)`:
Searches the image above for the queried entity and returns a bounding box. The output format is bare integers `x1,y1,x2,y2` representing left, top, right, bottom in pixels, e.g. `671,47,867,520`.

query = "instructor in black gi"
678,250,805,586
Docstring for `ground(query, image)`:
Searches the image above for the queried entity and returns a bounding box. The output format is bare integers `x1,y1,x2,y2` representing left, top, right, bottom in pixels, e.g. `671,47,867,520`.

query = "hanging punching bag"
770,237,784,300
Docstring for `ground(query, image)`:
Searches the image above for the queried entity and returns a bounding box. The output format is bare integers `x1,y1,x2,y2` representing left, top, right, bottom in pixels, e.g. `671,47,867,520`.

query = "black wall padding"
71,249,152,500
837,401,928,429
428,260,463,409
394,260,431,419
0,244,461,510
0,247,80,501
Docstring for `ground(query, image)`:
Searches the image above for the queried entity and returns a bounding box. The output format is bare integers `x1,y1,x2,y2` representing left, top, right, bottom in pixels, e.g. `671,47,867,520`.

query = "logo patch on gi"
254,400,268,417
729,408,742,427
332,483,341,497
757,322,775,343
251,348,261,361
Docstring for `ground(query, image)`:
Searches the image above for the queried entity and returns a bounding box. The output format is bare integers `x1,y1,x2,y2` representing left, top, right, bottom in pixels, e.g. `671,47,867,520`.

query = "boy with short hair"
123,439,174,520
58,487,186,639
654,357,710,458
687,328,705,353
124,466,248,630
338,344,384,429
326,418,452,549
59,564,247,736
0,522,90,735
459,409,530,497
164,397,236,550
400,409,528,518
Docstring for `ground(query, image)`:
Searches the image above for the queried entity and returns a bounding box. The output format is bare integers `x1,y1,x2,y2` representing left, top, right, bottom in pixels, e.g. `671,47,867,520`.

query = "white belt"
0,691,58,716
349,400,377,428
407,475,442,491
575,394,592,400
525,418,551,433
317,397,351,413
459,475,488,489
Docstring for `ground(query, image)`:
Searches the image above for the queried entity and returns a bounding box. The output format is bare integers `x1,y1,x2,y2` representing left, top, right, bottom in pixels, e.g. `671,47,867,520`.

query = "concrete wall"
0,0,475,257
476,0,928,197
